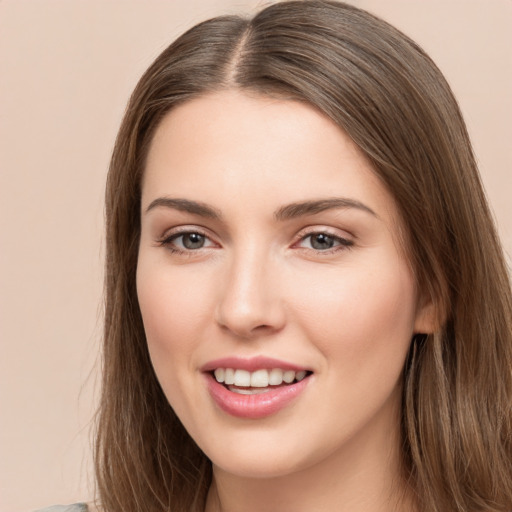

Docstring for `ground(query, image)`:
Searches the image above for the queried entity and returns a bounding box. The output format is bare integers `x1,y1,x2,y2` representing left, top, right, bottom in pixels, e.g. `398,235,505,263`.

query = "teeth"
224,368,235,385
251,369,269,387
233,369,251,387
213,368,225,382
269,368,283,385
283,370,295,383
213,367,309,387
228,386,271,395
295,370,307,382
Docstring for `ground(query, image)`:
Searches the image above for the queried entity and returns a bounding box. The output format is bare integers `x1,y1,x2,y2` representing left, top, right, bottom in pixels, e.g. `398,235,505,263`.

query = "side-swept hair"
96,2,512,511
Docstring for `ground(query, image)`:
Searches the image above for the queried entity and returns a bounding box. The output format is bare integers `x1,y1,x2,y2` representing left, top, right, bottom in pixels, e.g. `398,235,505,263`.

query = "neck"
204,399,417,512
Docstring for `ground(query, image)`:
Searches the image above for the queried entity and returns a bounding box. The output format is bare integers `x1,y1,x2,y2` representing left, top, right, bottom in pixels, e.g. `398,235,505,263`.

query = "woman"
49,1,512,511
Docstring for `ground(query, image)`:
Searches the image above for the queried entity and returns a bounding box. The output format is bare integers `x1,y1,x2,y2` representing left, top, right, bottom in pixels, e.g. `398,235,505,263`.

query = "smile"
203,358,313,419
213,368,309,392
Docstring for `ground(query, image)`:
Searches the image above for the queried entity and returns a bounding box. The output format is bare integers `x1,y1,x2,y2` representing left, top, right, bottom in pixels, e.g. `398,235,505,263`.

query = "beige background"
1,1,510,511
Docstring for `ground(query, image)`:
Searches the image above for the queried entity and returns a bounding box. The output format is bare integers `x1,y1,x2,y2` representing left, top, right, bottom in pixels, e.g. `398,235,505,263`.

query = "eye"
175,232,208,250
298,232,353,251
159,230,217,252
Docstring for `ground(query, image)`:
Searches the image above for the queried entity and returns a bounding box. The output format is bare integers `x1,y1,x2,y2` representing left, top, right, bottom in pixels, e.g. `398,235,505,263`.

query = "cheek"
136,262,220,427
136,263,214,374
290,257,417,378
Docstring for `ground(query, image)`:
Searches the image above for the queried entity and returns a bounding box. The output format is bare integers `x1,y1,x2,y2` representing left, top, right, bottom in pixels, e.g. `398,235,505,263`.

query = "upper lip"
201,356,310,373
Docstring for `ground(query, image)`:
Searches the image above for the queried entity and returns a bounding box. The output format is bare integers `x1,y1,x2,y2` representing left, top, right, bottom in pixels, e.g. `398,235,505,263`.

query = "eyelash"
157,228,215,256
157,228,354,256
294,231,354,254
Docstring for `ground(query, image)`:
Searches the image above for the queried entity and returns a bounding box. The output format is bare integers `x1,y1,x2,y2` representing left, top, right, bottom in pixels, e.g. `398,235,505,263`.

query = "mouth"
203,359,313,419
211,367,312,395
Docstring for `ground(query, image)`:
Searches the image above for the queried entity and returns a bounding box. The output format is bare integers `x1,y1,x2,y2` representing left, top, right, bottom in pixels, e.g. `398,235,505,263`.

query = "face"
137,90,432,479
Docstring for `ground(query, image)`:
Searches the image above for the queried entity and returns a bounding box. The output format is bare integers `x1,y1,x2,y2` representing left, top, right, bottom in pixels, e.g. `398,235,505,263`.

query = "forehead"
142,90,399,226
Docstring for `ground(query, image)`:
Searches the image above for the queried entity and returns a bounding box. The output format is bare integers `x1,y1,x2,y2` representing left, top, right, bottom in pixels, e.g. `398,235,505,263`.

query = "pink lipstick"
202,357,312,419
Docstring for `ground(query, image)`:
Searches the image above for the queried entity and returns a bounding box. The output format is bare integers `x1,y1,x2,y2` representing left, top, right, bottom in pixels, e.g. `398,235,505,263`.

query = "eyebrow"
145,196,377,220
145,197,222,219
274,198,378,220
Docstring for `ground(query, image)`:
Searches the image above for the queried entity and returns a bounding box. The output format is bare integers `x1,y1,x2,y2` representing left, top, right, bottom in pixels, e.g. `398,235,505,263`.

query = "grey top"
34,505,88,512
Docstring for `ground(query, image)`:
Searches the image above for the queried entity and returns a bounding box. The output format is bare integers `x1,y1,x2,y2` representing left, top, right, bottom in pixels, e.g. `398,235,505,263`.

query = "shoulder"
33,504,88,512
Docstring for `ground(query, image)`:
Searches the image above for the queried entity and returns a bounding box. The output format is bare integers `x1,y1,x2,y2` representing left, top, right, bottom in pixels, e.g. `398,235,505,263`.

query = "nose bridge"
215,240,284,338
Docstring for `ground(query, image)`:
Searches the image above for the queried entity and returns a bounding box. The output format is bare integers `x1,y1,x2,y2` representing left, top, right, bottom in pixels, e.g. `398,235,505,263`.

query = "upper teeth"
214,368,307,387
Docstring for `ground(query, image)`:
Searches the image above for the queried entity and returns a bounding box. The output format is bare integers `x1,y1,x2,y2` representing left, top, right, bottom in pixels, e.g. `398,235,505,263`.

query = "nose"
214,246,286,339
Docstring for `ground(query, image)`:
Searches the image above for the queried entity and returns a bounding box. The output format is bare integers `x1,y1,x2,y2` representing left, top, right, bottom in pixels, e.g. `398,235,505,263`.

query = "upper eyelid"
294,225,354,240
159,225,214,241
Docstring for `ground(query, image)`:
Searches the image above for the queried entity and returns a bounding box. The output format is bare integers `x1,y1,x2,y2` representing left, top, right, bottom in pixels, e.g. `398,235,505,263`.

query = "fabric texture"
33,504,88,512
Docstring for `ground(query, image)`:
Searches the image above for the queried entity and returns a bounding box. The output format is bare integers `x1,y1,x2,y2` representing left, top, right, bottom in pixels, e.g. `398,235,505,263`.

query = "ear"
413,293,443,334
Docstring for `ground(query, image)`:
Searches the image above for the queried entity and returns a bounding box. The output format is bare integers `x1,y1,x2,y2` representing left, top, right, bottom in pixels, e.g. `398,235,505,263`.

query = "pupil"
311,233,334,250
183,233,205,249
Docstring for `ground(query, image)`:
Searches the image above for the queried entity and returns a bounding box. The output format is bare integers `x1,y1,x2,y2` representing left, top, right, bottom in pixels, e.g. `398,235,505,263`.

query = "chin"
211,455,308,480
199,427,331,481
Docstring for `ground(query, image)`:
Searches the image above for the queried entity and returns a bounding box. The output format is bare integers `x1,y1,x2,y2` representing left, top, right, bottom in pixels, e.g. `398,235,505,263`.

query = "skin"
137,90,434,512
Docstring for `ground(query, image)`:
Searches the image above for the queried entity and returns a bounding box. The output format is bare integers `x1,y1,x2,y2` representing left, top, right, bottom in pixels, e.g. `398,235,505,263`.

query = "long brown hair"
95,2,512,511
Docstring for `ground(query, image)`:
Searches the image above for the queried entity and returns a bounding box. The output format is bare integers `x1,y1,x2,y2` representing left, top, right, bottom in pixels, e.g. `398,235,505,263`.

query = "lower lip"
205,373,311,419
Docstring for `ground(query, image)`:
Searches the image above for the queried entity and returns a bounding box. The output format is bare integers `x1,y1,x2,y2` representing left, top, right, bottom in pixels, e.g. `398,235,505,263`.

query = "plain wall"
1,1,510,511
